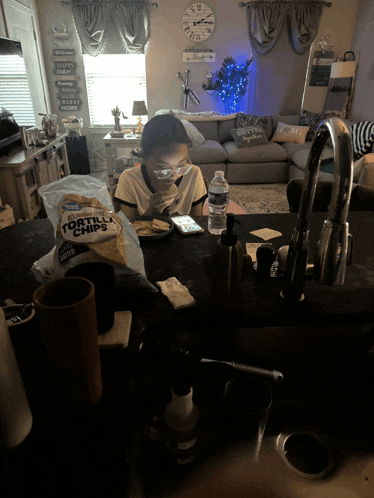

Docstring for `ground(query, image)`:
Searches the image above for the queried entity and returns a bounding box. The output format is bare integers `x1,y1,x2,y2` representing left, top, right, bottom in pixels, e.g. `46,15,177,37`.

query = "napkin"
250,228,282,241
156,277,196,310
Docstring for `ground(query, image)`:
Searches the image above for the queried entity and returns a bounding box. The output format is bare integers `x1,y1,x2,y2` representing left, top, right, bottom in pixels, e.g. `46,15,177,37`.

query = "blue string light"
214,56,252,114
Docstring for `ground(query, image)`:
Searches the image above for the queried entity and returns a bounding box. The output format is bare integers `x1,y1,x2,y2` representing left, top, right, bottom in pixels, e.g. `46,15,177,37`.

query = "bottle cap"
221,213,237,246
214,171,224,177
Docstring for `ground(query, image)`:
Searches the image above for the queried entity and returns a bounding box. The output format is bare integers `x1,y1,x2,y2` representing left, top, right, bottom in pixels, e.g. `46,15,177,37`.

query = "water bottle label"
208,192,228,205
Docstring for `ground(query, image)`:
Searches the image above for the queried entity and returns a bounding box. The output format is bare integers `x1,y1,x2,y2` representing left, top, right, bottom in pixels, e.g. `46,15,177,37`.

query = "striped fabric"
350,121,374,160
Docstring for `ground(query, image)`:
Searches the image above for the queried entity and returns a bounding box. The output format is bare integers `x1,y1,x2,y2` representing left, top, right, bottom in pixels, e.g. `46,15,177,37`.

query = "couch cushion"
218,117,237,143
236,113,273,139
230,125,269,148
181,120,206,147
223,140,287,163
282,142,313,158
188,139,228,164
290,147,335,171
188,120,218,141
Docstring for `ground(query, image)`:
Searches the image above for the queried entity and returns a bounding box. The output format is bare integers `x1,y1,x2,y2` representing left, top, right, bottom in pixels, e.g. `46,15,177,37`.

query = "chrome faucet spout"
281,116,353,301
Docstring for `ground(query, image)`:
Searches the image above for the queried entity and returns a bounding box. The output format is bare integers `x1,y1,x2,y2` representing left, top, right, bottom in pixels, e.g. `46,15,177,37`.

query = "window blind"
83,54,147,127
0,55,35,126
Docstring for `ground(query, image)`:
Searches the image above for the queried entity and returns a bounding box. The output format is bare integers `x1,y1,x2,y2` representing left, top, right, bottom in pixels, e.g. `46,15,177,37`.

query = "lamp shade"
132,101,148,116
330,61,357,79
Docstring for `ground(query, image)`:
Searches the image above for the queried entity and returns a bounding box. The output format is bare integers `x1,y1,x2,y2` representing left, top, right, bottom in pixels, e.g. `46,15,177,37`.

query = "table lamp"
132,101,148,134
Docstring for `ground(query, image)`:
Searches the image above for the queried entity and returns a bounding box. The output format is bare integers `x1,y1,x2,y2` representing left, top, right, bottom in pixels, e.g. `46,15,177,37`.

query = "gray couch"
159,111,334,184
156,110,374,187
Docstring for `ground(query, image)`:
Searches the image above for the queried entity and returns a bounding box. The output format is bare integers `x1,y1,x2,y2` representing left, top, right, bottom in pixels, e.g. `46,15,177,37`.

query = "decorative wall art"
49,24,82,113
309,50,335,87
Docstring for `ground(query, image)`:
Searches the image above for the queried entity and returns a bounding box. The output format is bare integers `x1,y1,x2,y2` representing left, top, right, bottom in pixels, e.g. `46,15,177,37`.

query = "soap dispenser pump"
203,213,254,310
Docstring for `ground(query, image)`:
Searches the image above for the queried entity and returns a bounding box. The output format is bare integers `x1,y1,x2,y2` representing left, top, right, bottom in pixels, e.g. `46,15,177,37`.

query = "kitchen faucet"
281,116,354,301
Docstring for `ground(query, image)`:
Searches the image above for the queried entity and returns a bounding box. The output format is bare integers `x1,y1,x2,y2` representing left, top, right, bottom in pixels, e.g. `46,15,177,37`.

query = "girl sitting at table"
114,114,207,218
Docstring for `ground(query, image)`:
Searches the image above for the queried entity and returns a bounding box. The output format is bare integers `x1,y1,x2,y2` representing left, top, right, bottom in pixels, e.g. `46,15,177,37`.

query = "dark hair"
141,114,192,159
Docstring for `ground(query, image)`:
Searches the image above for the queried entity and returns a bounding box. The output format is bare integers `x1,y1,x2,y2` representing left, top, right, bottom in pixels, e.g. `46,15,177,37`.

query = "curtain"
288,2,324,55
246,1,326,56
246,3,287,55
72,0,151,56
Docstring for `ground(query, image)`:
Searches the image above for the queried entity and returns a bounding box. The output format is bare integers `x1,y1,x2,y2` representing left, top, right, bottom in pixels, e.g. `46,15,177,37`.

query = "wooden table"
103,133,141,191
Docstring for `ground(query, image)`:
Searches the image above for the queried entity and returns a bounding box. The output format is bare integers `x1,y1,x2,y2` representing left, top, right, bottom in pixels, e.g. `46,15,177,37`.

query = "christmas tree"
214,56,252,114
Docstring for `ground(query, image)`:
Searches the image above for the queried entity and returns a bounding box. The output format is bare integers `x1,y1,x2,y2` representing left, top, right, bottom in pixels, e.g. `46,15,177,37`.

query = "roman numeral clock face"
182,3,215,42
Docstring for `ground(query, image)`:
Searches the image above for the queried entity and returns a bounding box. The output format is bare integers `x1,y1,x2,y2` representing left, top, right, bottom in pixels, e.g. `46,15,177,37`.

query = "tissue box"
0,205,15,230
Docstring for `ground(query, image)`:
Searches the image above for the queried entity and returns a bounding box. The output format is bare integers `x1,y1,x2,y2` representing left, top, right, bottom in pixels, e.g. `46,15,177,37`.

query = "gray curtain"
114,3,151,54
246,1,325,56
72,0,151,56
246,3,287,55
288,2,324,55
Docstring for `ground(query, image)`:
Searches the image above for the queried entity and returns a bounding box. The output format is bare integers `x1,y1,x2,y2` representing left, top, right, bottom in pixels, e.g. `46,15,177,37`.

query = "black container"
65,262,115,335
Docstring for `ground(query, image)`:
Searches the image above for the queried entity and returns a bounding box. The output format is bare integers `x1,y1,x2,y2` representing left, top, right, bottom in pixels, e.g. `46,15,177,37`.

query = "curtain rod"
239,1,332,6
61,1,158,6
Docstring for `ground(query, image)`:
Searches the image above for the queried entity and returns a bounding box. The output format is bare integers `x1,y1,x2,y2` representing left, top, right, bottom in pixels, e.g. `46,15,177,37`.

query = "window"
0,54,35,126
83,54,147,127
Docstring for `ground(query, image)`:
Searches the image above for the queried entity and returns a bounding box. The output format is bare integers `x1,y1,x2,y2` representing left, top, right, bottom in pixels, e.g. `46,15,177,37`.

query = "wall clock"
182,3,215,42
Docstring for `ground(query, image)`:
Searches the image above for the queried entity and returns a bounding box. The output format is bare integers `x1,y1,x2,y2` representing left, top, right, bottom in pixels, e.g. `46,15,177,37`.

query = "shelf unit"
0,134,70,221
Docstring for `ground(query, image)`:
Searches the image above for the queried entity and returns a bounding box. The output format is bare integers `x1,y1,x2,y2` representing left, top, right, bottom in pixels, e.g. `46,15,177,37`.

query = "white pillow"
180,120,206,148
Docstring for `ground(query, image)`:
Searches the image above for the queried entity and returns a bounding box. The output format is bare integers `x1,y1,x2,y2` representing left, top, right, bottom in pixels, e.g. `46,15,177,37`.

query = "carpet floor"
229,183,290,214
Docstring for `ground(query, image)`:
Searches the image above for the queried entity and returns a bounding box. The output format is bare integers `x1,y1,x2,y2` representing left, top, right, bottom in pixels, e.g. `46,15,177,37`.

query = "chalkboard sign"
52,47,82,113
53,68,76,75
309,51,334,87
53,49,75,56
59,105,81,111
55,80,78,87
55,62,76,69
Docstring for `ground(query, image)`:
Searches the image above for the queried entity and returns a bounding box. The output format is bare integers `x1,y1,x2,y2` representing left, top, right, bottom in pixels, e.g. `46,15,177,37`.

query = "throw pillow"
350,121,374,160
236,112,273,140
299,110,325,141
300,110,344,142
271,122,309,144
180,120,206,148
230,125,269,148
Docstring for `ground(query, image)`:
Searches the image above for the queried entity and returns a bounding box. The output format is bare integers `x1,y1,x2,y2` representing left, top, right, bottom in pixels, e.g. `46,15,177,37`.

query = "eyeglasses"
153,164,192,180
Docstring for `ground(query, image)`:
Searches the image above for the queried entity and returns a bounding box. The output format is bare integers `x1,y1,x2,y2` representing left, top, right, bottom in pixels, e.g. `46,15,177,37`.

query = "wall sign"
182,51,216,62
50,26,82,113
59,105,81,111
309,50,335,87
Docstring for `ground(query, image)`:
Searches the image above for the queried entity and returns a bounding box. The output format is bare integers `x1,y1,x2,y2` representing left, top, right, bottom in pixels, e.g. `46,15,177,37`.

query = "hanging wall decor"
309,50,335,87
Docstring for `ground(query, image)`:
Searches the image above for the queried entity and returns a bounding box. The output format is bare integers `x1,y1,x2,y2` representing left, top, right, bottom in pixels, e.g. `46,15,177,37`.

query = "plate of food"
130,215,174,242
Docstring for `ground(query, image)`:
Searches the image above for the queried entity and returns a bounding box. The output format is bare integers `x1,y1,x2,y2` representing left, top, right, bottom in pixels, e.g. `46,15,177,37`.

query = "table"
103,133,141,191
1,214,374,497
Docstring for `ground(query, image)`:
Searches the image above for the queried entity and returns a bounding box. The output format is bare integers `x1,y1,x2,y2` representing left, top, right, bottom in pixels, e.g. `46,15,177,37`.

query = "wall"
349,0,374,121
302,0,360,113
9,0,362,171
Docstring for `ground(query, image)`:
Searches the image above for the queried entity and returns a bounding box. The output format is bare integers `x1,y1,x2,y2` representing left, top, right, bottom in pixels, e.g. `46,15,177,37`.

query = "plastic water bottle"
208,171,229,235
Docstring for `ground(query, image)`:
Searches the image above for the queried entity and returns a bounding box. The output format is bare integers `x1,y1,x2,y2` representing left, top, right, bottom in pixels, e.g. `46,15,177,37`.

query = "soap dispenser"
203,213,254,310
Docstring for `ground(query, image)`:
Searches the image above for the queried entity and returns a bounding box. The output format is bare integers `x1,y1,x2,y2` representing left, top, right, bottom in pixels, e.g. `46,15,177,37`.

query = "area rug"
229,183,290,214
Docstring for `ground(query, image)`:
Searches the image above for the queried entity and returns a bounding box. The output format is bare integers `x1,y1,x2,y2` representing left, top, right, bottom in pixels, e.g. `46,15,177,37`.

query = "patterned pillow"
236,113,273,140
350,121,374,160
230,125,269,148
180,120,206,148
300,110,344,141
299,110,325,141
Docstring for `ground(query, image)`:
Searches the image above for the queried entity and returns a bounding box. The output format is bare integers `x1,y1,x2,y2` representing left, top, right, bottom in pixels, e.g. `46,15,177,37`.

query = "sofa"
155,109,374,187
